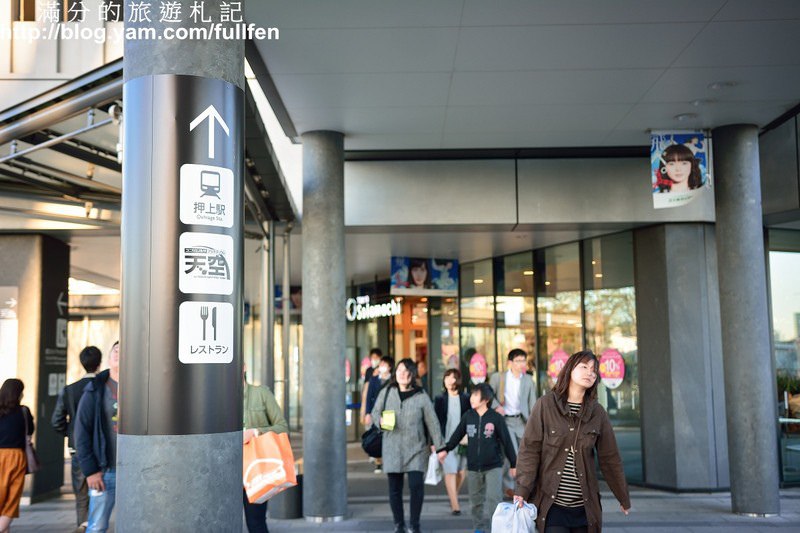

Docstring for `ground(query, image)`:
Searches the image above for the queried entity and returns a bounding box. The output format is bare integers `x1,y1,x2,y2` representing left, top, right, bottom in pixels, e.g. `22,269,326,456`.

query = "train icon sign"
180,163,234,228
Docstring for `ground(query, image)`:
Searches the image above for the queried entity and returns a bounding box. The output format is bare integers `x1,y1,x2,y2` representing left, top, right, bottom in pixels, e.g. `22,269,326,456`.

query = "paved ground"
12,443,800,532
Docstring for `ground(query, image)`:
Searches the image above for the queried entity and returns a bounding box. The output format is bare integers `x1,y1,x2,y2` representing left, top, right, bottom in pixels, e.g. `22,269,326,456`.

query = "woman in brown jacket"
513,350,630,532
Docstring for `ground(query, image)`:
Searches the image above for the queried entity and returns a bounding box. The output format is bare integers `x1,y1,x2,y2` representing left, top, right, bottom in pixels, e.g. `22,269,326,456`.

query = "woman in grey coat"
371,358,444,533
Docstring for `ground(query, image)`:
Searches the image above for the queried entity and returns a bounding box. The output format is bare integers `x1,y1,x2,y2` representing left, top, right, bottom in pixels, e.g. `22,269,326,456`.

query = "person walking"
371,358,443,533
75,341,120,533
514,350,631,532
52,346,105,533
433,368,469,515
0,379,34,533
364,355,393,473
489,348,536,496
243,366,288,533
437,383,517,533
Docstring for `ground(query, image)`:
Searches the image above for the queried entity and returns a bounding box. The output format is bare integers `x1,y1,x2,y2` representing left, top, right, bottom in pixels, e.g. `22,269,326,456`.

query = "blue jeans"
87,468,116,533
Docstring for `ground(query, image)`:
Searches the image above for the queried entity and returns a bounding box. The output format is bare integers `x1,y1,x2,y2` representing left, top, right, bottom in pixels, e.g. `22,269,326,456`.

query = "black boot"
393,523,405,533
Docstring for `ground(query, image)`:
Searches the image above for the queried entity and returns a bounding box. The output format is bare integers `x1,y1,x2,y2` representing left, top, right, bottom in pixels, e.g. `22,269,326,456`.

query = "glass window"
495,252,536,379
582,232,641,483
535,243,582,395
14,0,36,21
770,229,800,484
429,297,460,396
460,259,496,380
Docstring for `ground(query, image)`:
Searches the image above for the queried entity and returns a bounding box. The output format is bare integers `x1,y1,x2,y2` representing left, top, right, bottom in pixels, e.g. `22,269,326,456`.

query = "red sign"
547,349,569,379
599,348,625,389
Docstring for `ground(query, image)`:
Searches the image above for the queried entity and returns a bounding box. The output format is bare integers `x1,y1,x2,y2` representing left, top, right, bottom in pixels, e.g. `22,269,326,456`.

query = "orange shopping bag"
243,431,298,504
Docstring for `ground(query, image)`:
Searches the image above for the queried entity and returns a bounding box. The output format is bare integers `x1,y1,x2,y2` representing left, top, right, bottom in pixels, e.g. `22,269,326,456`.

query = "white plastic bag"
424,452,442,485
491,501,537,532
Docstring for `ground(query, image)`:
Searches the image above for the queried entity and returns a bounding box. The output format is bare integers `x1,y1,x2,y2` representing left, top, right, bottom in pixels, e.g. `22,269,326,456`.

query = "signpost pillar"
117,3,244,529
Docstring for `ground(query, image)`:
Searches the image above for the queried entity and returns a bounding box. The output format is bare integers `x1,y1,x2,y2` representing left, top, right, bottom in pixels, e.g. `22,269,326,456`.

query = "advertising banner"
599,348,625,389
390,257,458,296
651,131,711,209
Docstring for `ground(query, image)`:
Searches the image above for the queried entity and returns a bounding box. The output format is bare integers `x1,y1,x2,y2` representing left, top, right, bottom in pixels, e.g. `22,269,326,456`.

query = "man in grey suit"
489,348,537,496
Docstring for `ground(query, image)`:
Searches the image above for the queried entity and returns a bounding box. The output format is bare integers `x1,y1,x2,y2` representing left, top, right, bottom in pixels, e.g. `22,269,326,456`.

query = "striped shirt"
554,402,584,507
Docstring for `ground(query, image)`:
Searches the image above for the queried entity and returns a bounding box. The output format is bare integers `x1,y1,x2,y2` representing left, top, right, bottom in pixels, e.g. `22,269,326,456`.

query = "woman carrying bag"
0,379,34,533
433,368,469,515
513,351,630,533
371,358,443,533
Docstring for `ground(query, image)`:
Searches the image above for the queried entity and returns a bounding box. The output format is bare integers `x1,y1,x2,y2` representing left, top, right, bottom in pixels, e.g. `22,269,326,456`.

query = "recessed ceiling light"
595,273,603,278
708,81,737,91
512,288,522,293
474,279,484,284
523,270,534,276
674,113,698,122
544,281,551,286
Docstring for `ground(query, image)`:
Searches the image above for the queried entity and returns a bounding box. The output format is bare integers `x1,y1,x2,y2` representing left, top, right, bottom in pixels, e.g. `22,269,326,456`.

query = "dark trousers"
71,453,89,526
243,489,269,533
387,471,424,529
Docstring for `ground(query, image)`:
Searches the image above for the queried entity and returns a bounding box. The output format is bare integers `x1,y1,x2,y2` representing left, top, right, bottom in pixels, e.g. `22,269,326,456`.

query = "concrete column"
0,235,69,502
634,224,728,490
260,227,275,389
301,131,346,521
282,227,291,419
713,124,780,515
117,2,244,530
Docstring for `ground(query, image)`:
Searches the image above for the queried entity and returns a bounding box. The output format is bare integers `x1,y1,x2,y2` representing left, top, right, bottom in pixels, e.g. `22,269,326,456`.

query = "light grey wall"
517,158,715,224
634,224,728,490
344,158,716,229
345,160,516,227
760,117,800,215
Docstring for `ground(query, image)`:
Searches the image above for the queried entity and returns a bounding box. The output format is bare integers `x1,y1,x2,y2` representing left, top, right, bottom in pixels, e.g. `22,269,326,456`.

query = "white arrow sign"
189,105,230,159
56,291,67,316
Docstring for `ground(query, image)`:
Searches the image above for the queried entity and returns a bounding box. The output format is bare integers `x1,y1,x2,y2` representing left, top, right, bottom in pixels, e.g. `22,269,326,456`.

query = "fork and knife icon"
200,306,217,341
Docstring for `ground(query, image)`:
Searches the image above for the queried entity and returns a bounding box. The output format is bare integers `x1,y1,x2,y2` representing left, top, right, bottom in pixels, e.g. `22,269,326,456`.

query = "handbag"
492,501,537,532
361,386,390,458
23,406,41,474
424,452,442,485
243,431,297,504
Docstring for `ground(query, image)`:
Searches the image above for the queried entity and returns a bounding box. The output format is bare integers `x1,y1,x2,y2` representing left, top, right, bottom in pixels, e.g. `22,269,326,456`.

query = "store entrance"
393,297,430,390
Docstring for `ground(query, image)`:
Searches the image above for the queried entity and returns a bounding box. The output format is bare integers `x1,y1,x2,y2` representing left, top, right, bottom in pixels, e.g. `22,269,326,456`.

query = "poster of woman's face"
390,256,458,296
651,131,710,209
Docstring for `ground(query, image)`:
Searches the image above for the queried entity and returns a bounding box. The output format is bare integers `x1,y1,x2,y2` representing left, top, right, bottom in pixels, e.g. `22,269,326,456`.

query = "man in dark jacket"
75,341,119,533
51,345,104,532
437,383,517,533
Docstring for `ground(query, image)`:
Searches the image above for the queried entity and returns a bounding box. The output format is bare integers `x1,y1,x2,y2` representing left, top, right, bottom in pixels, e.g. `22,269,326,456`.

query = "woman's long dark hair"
0,378,24,417
552,350,600,403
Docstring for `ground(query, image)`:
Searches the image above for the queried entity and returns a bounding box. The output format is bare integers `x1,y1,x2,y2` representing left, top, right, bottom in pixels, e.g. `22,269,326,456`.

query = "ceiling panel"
260,28,460,74
454,24,704,71
672,20,800,68
290,105,447,137
615,101,796,131
461,0,725,26
713,0,800,21
248,0,464,29
344,133,445,150
444,104,631,133
641,65,800,103
448,69,663,106
441,131,615,149
275,72,453,109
